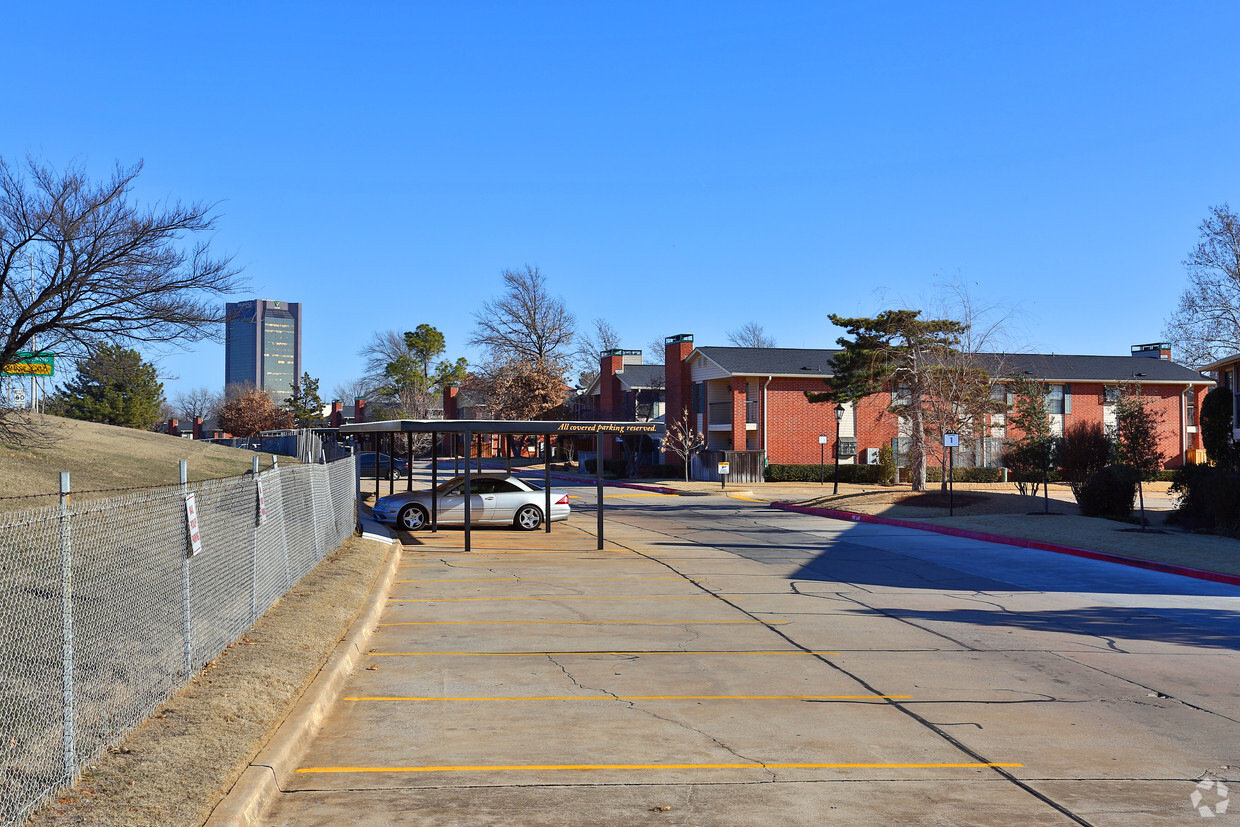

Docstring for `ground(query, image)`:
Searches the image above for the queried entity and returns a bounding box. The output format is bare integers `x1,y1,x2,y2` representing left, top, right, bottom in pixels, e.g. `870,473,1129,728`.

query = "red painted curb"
770,503,1240,588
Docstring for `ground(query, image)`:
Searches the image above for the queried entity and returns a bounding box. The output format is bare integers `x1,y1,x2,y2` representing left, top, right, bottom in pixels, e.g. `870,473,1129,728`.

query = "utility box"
863,447,880,465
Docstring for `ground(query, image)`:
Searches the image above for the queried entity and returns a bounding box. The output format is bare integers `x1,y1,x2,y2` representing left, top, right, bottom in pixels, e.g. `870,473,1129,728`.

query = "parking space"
259,489,1240,824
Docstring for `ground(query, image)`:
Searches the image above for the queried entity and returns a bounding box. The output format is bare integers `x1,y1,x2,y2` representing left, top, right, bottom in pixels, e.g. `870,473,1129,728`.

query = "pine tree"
808,310,964,492
46,344,165,429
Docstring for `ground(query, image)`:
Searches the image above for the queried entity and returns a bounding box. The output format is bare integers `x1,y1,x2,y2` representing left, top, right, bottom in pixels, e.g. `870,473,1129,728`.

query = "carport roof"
339,418,663,436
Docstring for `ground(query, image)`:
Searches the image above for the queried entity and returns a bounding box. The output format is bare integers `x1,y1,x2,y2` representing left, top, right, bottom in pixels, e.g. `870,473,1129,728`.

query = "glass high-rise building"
224,300,302,400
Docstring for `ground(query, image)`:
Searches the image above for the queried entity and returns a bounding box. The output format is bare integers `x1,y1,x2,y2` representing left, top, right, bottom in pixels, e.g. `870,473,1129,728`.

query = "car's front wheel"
514,505,543,531
398,504,429,531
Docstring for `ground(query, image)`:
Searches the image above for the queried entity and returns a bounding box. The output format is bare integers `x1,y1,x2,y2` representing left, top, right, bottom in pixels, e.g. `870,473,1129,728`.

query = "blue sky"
6,2,1239,399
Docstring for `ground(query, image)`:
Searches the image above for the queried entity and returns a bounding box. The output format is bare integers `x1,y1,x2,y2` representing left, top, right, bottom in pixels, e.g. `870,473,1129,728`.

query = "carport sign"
185,493,203,557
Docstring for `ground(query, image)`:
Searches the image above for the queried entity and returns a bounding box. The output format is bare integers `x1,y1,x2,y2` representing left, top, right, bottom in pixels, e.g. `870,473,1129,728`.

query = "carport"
339,419,664,551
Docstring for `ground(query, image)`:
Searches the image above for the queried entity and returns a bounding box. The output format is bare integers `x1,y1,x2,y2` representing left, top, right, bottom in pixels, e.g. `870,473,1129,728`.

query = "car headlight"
373,498,389,508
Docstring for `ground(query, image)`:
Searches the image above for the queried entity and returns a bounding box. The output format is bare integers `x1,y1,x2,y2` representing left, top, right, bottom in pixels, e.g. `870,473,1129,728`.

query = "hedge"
925,466,1005,483
583,458,628,476
764,464,887,484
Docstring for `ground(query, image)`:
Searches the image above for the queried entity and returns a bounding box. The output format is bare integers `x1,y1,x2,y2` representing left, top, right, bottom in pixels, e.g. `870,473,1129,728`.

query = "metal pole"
407,429,413,492
596,432,604,550
832,422,841,496
544,435,552,534
477,435,483,473
464,429,472,552
1042,440,1050,515
59,471,75,778
820,441,824,485
180,460,193,678
948,445,954,517
251,456,260,623
431,431,439,532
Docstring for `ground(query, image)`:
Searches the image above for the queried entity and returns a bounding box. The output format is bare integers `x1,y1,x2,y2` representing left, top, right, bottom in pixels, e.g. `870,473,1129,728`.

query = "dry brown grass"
0,416,293,513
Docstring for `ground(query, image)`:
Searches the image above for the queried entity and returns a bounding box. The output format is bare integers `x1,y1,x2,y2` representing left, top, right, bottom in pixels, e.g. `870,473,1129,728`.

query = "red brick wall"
759,378,901,464
663,336,694,430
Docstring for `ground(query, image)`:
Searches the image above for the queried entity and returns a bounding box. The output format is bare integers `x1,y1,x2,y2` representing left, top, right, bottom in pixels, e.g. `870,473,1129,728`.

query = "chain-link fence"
0,456,358,824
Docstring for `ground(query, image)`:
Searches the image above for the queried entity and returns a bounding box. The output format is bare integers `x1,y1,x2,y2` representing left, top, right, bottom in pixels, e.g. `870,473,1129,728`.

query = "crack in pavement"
544,654,776,781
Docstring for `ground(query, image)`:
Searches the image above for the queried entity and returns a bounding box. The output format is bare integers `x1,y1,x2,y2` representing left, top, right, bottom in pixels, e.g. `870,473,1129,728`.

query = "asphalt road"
262,477,1240,825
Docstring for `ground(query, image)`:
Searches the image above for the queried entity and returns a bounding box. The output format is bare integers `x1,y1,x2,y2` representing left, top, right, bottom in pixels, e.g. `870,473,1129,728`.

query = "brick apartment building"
660,336,1212,471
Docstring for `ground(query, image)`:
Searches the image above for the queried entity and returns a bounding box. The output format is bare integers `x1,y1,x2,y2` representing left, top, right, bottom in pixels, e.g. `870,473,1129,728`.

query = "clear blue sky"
7,2,1239,399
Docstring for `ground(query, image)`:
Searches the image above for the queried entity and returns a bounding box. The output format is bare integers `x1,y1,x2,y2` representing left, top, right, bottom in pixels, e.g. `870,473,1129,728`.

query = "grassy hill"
0,415,290,513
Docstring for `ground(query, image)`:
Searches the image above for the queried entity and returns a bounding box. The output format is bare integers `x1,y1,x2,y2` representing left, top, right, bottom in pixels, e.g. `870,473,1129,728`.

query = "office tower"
224,299,302,400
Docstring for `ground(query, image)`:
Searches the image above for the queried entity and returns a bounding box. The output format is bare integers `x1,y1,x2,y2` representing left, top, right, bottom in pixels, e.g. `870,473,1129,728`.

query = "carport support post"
596,432,604,550
544,435,551,534
476,435,483,472
431,431,439,532
406,430,413,492
464,429,472,552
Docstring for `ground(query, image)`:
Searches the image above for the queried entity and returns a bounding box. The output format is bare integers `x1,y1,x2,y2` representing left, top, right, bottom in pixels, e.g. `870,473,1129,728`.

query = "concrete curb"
204,540,402,826
771,503,1240,588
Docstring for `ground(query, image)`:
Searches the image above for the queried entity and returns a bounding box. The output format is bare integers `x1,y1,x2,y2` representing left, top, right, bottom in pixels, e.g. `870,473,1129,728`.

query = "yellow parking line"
372,650,840,656
344,694,909,701
389,596,718,603
380,620,784,626
395,577,688,583
401,562,653,567
299,762,1022,774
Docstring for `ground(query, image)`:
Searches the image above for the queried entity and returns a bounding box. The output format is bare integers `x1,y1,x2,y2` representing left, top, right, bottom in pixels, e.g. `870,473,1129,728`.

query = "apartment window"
1103,385,1122,403
1046,384,1065,415
1186,399,1197,428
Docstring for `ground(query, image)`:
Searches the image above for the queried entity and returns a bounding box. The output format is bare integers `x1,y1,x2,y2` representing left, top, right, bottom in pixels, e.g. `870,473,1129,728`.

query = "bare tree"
727,321,776,348
332,378,372,405
0,158,243,443
469,266,576,368
645,337,666,365
470,266,575,419
0,157,243,368
1164,204,1240,367
661,406,707,482
572,317,622,388
173,386,220,423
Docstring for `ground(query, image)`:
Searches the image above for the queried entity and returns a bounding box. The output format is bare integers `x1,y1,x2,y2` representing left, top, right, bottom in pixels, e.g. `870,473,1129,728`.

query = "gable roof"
691,346,1211,385
616,363,665,390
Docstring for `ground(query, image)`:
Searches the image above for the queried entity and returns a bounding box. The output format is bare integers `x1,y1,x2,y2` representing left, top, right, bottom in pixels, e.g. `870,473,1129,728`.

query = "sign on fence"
184,493,203,557
256,479,267,526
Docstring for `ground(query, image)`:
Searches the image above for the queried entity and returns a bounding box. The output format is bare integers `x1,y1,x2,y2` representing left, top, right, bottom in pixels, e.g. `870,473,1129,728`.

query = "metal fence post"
180,460,192,677
59,471,75,779
251,456,260,623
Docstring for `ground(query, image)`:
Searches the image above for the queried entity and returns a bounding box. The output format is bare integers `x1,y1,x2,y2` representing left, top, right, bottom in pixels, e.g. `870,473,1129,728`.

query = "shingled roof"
694,347,841,376
615,363,665,390
693,346,1210,384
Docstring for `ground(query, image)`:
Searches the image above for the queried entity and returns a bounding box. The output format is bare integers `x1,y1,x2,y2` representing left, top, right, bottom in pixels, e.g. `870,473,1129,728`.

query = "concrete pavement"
251,484,1240,825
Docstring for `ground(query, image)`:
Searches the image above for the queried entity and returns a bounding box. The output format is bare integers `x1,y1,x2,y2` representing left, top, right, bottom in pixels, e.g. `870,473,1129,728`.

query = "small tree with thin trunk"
662,406,707,482
1001,377,1053,497
1113,392,1164,529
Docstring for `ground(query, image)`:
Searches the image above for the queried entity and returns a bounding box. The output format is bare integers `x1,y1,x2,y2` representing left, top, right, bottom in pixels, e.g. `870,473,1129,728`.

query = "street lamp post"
818,435,828,485
833,403,845,495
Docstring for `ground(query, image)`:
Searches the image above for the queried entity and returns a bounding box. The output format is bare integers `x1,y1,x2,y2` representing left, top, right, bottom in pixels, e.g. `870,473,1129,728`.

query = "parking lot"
260,480,1240,825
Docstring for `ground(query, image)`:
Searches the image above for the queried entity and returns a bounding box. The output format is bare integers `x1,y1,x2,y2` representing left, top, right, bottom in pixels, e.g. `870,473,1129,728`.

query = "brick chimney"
167,418,180,437
192,417,203,440
329,400,343,428
444,386,459,420
599,349,626,419
354,397,366,423
663,334,695,429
